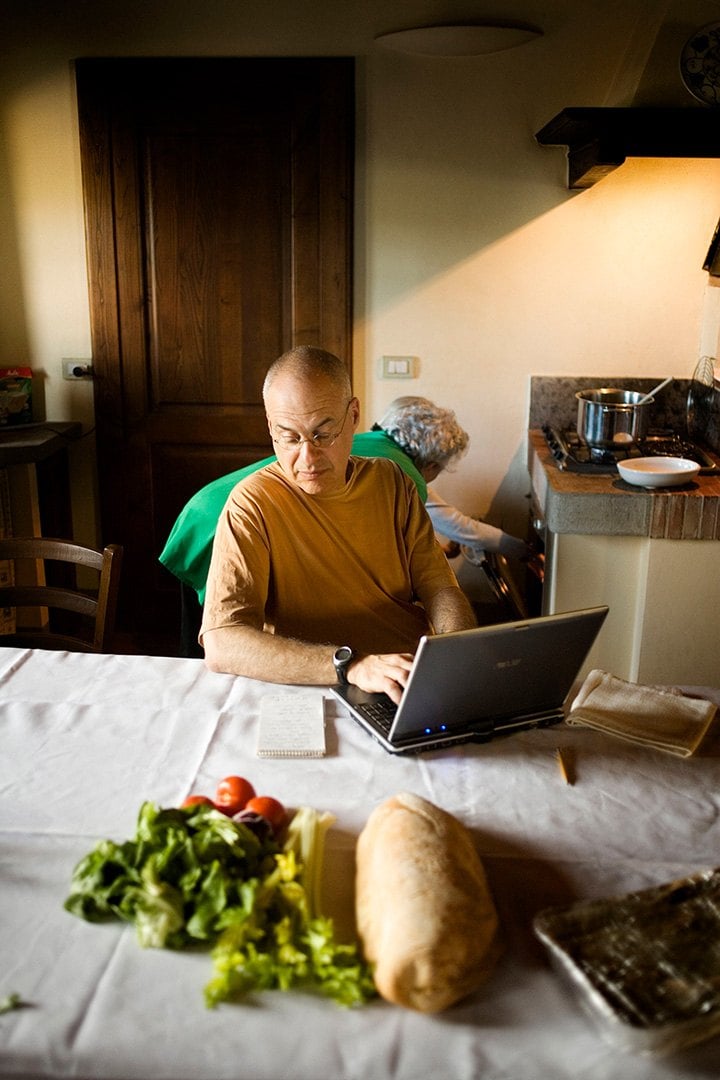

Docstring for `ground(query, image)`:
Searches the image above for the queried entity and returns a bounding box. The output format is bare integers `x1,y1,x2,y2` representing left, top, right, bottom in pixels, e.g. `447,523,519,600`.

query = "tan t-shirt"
200,457,458,655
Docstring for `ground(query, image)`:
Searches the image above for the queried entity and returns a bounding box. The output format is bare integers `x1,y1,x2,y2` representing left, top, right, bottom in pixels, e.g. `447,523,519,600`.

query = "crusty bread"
355,792,502,1012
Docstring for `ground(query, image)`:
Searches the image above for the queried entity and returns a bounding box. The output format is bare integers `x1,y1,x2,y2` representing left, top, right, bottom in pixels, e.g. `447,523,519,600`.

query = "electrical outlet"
62,359,93,380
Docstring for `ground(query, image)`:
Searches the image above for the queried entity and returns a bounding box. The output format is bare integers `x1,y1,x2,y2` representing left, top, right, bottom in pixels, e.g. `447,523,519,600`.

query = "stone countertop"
528,429,720,539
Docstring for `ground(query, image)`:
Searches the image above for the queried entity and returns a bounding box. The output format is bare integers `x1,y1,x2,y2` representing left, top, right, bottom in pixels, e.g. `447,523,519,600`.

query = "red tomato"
245,795,286,834
181,794,215,809
215,775,256,816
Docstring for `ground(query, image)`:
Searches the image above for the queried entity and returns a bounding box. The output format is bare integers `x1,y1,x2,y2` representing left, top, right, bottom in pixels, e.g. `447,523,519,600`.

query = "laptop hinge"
470,708,564,740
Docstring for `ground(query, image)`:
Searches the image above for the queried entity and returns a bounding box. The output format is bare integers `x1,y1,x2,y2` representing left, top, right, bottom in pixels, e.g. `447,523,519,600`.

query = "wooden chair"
0,537,123,653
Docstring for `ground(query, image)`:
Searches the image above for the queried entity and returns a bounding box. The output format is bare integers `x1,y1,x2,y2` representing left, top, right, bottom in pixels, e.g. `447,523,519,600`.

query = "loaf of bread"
355,792,502,1012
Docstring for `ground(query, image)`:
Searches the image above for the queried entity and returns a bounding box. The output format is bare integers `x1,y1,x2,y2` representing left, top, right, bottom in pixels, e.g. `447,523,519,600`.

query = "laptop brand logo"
496,658,522,669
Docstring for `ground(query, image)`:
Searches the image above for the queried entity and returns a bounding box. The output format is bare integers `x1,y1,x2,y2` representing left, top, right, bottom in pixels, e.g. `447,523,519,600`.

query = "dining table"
1,645,720,1080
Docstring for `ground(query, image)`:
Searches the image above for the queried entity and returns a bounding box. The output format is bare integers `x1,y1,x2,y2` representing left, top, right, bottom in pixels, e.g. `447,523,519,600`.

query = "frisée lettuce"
64,801,375,1007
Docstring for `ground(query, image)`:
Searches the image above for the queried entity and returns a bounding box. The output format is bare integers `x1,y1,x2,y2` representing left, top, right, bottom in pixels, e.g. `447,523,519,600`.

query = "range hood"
535,107,720,189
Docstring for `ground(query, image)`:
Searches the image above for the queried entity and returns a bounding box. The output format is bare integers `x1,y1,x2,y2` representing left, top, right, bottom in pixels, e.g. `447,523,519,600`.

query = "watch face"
333,646,354,683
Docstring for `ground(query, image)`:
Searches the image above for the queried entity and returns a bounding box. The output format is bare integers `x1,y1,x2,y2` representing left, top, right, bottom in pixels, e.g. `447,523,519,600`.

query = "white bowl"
617,456,701,489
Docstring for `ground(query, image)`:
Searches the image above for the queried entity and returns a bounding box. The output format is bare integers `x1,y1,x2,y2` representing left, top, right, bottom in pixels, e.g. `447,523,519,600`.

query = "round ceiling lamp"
374,23,543,57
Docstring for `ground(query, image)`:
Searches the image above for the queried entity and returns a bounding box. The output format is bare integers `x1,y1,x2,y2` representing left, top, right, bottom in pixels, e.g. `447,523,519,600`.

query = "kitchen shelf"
535,107,720,189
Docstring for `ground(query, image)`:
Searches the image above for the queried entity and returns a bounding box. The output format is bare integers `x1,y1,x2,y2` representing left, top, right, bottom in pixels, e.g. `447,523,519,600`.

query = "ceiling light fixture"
374,22,543,57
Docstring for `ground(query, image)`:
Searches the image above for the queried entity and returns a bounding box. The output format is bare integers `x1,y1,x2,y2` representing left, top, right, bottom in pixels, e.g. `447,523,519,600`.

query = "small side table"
0,421,83,539
0,424,84,627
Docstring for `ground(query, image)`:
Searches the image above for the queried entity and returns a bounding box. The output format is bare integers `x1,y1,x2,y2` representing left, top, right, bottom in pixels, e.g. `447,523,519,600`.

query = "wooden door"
76,58,354,651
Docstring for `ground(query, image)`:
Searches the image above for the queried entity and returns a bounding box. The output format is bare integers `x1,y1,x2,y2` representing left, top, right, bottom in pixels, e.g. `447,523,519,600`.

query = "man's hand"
347,653,415,705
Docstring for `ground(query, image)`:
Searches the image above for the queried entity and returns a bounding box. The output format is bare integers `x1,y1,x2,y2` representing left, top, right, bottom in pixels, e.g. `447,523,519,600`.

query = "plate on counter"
617,456,701,489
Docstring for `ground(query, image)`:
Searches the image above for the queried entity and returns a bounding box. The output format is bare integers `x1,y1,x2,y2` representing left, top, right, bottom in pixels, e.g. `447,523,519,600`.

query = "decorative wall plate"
680,22,720,105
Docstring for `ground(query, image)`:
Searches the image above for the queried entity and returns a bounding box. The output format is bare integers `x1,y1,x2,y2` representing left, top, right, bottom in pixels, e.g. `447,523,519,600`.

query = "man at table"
201,346,476,702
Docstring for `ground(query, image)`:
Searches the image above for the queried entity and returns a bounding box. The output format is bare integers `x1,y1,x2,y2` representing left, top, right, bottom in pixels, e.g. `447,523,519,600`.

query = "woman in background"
376,396,528,561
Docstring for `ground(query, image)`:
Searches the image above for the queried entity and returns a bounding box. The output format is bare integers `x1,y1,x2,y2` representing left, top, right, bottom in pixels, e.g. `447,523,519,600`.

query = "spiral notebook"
256,691,326,758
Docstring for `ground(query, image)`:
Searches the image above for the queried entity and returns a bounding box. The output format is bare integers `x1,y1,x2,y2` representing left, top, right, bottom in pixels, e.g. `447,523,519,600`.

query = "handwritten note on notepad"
256,691,326,758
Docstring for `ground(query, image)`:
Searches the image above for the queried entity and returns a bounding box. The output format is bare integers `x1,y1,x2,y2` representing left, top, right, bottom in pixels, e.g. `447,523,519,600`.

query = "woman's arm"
425,486,529,559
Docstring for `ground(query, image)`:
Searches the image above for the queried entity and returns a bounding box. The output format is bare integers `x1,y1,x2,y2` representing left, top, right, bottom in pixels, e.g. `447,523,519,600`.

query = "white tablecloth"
1,647,719,1080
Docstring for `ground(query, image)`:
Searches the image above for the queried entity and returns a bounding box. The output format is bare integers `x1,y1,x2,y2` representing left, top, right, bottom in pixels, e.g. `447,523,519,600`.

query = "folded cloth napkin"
566,669,717,757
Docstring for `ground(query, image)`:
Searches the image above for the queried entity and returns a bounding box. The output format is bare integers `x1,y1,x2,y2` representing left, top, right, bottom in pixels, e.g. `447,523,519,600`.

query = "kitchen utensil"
576,389,654,449
686,356,715,442
617,456,701,489
636,376,672,405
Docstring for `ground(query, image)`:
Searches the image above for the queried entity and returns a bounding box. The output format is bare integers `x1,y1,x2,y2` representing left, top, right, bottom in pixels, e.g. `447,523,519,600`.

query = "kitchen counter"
527,430,720,686
529,429,720,539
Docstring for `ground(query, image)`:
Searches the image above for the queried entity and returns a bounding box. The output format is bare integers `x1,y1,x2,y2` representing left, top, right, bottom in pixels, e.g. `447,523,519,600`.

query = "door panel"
146,128,287,404
76,58,354,651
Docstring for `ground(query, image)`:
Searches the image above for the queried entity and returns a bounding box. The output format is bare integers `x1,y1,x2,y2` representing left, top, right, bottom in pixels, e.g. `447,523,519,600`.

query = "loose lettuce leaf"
0,993,23,1014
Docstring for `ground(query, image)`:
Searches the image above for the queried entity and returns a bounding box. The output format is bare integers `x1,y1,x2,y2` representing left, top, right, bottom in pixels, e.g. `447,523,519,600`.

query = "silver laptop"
330,606,608,754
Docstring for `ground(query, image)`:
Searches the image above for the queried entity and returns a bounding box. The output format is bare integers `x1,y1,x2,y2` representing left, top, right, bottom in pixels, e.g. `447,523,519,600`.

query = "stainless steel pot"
576,388,654,449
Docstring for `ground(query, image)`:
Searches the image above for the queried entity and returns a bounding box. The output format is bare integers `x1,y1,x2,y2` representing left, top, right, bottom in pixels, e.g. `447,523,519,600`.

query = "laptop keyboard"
356,697,397,736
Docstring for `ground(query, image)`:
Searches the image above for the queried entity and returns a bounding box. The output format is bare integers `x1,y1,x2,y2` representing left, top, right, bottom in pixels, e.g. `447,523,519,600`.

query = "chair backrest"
0,537,123,653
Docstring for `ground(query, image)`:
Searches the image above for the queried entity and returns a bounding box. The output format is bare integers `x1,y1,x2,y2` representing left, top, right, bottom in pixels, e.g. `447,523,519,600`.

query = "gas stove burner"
542,425,718,475
587,443,628,464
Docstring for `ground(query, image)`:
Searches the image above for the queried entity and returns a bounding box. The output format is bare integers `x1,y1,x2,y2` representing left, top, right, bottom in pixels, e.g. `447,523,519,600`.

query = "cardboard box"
0,367,32,425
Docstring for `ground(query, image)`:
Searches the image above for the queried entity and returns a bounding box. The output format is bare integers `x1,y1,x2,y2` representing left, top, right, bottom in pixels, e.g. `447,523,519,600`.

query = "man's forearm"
203,623,337,683
202,586,476,684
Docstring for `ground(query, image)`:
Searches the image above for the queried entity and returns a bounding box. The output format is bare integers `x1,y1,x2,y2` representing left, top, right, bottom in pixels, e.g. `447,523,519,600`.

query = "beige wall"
2,0,720,545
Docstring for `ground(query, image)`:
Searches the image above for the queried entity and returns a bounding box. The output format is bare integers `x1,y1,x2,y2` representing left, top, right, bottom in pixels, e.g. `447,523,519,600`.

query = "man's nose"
296,438,323,463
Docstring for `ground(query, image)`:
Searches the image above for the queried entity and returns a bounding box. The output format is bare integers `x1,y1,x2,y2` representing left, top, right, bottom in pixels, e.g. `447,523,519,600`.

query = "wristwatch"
332,645,355,685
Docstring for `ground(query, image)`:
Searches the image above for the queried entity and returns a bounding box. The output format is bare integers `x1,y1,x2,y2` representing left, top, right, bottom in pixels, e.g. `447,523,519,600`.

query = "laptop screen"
331,607,608,753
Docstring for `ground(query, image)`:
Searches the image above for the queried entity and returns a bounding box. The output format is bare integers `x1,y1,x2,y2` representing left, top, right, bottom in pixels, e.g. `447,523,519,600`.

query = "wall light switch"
380,355,418,379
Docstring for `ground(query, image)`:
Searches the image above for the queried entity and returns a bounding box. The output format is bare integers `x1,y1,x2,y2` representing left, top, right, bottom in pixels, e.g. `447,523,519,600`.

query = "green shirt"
158,430,426,603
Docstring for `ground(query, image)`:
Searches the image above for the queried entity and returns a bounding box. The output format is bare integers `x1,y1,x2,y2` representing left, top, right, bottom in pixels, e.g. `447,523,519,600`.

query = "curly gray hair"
377,396,469,472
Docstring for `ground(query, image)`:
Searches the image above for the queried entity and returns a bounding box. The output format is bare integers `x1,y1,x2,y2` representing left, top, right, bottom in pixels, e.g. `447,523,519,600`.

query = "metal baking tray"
533,868,720,1056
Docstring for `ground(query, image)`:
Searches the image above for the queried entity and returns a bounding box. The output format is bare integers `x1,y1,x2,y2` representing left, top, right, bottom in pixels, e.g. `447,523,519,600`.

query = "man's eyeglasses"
271,400,353,450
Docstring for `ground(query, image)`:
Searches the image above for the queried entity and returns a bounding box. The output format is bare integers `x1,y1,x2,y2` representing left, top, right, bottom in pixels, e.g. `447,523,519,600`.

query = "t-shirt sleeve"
199,483,271,641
